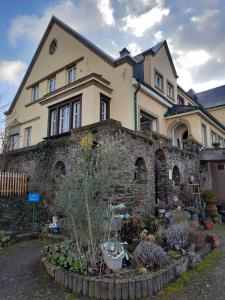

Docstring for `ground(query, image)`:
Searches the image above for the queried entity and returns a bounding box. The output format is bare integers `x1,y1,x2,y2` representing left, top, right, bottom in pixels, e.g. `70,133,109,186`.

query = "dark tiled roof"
164,105,198,117
196,85,225,109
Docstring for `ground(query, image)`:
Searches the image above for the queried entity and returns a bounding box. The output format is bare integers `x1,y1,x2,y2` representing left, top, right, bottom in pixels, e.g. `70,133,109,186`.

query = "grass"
156,248,221,299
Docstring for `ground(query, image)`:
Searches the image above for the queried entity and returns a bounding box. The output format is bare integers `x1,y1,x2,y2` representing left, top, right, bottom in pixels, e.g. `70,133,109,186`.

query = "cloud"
122,1,169,37
0,60,26,86
8,0,114,47
128,43,141,55
97,0,115,26
154,31,163,42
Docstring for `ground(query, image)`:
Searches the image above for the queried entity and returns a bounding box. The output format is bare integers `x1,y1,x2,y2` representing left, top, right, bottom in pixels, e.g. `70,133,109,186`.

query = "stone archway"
168,119,191,149
155,149,168,205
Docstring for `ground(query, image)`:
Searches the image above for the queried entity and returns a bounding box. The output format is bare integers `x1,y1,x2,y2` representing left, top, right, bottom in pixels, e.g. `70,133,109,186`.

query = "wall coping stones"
41,242,212,299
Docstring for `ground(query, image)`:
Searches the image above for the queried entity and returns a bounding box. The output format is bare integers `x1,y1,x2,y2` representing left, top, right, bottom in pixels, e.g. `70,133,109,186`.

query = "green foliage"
34,140,56,170
43,240,86,273
56,132,135,268
143,214,159,233
0,212,14,225
0,232,10,248
167,250,182,259
201,190,217,203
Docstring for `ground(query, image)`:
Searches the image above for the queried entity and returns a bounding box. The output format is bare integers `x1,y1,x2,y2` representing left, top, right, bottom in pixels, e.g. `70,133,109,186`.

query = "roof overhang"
165,110,225,135
132,78,172,108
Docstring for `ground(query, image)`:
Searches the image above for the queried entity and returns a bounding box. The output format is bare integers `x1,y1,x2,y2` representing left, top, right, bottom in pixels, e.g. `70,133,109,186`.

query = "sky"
1,0,225,116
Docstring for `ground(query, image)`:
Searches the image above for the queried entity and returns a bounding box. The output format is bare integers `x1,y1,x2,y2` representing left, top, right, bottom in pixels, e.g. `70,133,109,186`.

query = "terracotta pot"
191,220,198,228
204,221,214,230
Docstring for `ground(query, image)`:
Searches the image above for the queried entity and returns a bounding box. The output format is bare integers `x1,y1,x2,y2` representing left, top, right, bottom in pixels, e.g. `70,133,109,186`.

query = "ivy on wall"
34,140,56,171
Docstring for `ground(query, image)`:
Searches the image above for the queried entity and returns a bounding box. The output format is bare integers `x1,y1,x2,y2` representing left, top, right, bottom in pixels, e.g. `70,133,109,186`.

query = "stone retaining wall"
3,120,200,217
42,243,212,299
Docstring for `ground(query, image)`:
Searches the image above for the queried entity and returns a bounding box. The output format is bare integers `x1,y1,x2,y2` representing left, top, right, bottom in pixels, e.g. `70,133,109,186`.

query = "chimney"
119,47,130,58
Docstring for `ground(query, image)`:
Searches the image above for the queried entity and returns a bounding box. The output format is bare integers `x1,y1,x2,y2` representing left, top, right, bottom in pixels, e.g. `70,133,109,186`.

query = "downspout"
134,80,141,131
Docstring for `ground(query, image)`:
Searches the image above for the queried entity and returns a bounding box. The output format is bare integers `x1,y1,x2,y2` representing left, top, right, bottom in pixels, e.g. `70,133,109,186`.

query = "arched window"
52,161,66,177
172,166,180,186
135,157,147,182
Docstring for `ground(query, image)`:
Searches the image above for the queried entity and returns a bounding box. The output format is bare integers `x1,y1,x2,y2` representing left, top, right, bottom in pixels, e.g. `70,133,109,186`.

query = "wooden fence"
0,172,28,196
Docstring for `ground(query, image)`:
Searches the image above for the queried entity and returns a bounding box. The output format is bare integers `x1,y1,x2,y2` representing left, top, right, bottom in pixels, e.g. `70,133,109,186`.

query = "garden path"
156,225,225,300
0,240,76,300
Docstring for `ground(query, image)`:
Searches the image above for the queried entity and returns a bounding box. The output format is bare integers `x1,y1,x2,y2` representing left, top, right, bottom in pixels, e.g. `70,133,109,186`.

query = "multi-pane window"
155,71,163,91
49,77,56,93
201,124,207,148
24,127,32,147
178,95,184,105
10,134,19,150
73,102,81,128
167,82,174,99
49,96,81,136
67,67,76,84
59,105,70,134
50,110,57,136
32,85,39,101
100,95,110,121
211,131,217,144
140,110,157,131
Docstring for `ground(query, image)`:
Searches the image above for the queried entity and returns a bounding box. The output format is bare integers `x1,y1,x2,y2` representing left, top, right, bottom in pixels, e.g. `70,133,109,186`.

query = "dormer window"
167,82,174,99
155,71,163,91
32,85,39,101
67,67,76,84
48,77,56,93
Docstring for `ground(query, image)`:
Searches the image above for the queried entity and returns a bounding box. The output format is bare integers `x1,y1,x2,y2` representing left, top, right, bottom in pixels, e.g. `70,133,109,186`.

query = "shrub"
190,230,207,250
142,214,159,233
157,222,192,250
201,190,217,203
134,241,169,270
0,232,10,248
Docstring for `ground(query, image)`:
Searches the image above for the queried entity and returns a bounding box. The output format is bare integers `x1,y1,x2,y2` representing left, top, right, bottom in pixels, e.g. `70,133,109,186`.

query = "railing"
0,172,28,196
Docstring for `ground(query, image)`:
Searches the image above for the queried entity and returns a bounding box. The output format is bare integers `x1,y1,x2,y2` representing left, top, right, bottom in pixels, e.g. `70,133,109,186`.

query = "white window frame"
155,71,163,91
59,105,70,134
101,100,107,121
140,110,157,131
48,77,56,93
10,134,19,150
67,67,76,84
50,110,57,136
167,82,174,99
24,127,32,147
201,124,207,148
32,85,39,101
73,101,81,129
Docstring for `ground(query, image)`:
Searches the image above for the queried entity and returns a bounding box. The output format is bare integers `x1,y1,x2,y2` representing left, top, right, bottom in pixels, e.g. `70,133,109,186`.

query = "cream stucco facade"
5,17,225,151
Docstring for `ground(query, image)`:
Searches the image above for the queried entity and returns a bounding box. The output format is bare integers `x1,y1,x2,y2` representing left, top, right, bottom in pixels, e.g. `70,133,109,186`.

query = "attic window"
49,39,57,55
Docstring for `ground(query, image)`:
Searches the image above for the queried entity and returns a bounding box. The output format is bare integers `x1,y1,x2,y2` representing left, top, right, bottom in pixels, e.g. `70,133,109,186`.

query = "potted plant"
202,190,218,217
204,216,214,230
212,141,221,148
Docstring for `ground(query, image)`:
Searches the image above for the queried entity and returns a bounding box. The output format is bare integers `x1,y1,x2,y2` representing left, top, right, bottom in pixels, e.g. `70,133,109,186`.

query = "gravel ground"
0,240,75,300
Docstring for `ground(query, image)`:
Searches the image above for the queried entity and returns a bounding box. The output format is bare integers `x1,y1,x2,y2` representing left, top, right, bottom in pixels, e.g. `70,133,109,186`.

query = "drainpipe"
134,80,141,131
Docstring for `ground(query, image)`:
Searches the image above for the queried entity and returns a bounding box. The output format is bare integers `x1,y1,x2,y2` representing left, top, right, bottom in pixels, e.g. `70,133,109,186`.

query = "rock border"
42,243,212,299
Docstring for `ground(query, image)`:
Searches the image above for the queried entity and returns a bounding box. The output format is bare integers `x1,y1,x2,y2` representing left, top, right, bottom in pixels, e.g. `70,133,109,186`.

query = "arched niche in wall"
135,157,147,182
172,165,180,186
52,161,66,178
155,149,168,204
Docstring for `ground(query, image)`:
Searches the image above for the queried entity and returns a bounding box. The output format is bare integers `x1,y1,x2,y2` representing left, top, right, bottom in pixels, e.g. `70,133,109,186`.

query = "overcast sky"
1,0,225,112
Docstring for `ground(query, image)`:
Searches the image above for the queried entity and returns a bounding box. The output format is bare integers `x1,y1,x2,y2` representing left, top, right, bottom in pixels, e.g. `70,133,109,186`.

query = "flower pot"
204,221,214,230
191,220,198,228
101,241,125,272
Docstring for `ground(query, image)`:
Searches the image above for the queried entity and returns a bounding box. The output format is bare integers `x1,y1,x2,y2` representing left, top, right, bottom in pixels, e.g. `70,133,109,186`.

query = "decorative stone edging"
41,243,212,299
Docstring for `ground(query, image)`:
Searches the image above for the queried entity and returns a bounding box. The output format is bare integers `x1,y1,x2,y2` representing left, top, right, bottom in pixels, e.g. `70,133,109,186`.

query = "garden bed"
41,242,212,299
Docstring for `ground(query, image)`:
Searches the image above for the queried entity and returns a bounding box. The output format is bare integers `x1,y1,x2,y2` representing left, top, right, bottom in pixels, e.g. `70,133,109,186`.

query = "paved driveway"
0,240,74,300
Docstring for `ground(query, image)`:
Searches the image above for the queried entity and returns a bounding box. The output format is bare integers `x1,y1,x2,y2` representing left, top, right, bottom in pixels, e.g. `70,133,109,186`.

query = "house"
3,16,225,207
5,16,225,151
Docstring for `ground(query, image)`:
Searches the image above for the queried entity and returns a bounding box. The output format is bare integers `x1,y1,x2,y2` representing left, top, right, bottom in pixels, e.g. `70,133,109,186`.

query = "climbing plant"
34,140,56,170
